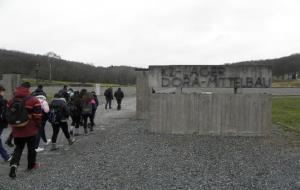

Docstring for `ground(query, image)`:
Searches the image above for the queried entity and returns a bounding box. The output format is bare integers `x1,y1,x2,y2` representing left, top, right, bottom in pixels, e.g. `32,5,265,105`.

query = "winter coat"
93,94,99,107
104,89,113,100
7,87,42,138
114,89,124,101
59,89,70,102
90,99,97,111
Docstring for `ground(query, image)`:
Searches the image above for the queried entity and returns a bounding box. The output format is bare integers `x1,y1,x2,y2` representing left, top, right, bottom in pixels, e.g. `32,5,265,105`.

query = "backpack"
6,96,31,128
48,104,63,124
82,102,93,115
59,90,69,102
68,101,80,117
104,89,112,98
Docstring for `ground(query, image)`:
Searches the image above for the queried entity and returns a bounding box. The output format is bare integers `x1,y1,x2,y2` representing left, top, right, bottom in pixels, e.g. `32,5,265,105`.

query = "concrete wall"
148,65,272,88
136,71,151,119
148,93,272,136
0,74,21,99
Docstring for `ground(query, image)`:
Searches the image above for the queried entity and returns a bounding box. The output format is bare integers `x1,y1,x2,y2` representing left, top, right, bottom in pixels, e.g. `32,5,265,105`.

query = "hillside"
2,49,300,84
231,53,300,77
0,49,137,85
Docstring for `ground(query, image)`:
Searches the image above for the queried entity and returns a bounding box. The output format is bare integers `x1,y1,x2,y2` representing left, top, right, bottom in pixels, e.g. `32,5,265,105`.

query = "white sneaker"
35,147,45,153
44,139,51,146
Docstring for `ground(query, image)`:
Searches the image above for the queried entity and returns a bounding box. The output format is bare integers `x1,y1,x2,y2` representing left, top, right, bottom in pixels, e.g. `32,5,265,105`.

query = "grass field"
272,80,300,87
272,96,300,133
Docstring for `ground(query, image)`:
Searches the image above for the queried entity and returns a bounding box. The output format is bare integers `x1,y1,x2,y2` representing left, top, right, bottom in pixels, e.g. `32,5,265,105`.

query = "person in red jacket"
7,82,42,178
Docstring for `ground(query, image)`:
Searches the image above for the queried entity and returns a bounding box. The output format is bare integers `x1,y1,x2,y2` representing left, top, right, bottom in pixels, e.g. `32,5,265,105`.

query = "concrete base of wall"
148,93,272,136
136,71,151,120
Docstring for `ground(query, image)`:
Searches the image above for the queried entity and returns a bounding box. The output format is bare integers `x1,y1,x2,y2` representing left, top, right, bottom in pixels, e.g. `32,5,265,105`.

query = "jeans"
51,122,70,143
116,99,122,110
90,109,96,126
72,115,81,129
35,117,48,148
0,128,10,161
10,135,37,169
6,131,13,144
82,115,93,129
105,99,112,109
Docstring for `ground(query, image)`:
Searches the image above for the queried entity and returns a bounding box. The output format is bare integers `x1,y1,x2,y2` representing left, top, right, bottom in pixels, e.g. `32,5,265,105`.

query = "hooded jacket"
31,87,47,98
7,87,42,138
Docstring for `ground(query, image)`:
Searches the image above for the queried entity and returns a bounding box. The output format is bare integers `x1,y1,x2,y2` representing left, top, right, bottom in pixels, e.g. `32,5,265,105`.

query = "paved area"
0,96,300,189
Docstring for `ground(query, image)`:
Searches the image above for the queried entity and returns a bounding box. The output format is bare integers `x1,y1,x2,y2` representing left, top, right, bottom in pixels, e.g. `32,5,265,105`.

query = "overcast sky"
1,0,300,67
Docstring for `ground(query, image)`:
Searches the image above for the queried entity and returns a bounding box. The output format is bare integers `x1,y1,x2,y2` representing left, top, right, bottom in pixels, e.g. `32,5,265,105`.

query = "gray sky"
1,0,300,67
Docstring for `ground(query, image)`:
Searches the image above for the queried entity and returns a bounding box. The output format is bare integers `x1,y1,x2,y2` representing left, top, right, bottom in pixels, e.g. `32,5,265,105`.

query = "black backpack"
82,102,93,115
6,96,31,128
49,104,63,124
68,101,80,117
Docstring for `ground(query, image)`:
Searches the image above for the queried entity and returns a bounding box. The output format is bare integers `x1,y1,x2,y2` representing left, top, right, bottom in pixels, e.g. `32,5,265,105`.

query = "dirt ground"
0,93,300,189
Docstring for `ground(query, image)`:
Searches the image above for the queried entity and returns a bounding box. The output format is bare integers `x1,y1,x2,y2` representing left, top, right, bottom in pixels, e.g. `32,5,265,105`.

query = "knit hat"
21,82,31,89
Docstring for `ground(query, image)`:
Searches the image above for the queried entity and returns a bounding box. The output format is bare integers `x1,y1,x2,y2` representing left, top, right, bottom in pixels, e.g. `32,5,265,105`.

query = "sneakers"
35,147,45,153
70,126,74,135
50,143,59,151
44,139,51,146
5,141,14,148
9,165,17,178
74,128,80,136
68,138,76,145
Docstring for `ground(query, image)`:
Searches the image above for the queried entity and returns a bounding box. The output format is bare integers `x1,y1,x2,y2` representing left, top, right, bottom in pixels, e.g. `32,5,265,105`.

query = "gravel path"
0,97,300,190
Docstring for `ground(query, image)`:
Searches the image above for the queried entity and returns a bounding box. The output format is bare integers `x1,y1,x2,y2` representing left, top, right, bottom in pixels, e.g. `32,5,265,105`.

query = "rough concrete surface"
0,96,300,190
149,93,272,136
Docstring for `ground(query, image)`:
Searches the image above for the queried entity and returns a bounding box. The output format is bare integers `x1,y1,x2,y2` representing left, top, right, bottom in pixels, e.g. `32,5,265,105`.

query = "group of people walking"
104,87,124,110
0,82,124,178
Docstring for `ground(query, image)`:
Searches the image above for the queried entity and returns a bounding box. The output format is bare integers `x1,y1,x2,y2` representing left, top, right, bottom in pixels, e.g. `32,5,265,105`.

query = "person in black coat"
69,91,82,136
58,85,70,103
104,87,113,109
49,93,75,150
90,91,99,127
114,88,124,110
31,85,47,98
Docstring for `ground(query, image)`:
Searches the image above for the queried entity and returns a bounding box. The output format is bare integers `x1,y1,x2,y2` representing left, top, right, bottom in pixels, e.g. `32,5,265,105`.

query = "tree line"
232,53,300,77
1,48,300,83
0,49,137,85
